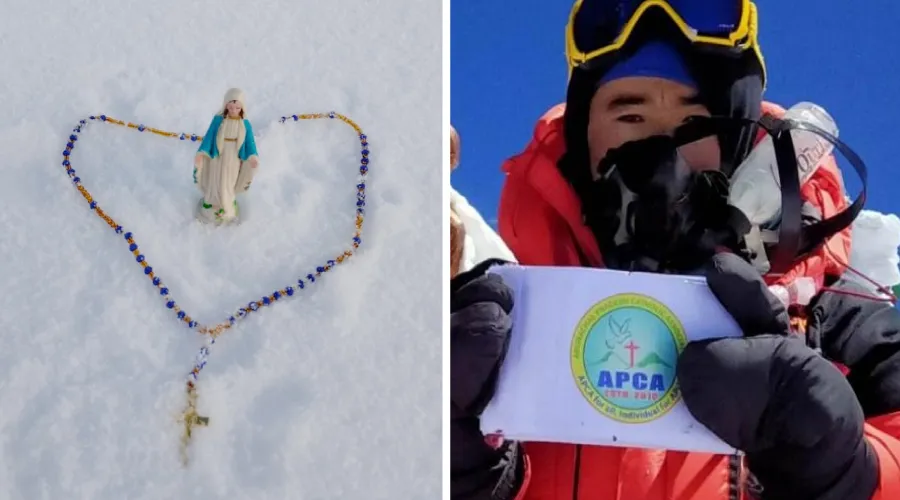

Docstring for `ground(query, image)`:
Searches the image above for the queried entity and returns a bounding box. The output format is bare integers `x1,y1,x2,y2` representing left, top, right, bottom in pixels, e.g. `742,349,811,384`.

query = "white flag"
480,264,743,455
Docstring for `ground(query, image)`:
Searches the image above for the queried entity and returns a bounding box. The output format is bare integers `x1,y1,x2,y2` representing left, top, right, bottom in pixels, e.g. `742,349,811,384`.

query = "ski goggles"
565,0,766,85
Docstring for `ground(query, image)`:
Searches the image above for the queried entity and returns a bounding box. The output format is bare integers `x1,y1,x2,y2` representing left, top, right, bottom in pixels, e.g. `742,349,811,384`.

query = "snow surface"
0,1,442,499
847,210,900,292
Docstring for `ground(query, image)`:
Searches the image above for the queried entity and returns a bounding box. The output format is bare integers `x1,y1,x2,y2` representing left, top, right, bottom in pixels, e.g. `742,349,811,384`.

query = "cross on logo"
624,340,640,368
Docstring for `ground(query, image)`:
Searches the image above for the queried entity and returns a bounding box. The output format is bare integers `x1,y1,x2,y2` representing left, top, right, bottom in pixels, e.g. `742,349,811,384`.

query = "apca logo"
570,293,687,424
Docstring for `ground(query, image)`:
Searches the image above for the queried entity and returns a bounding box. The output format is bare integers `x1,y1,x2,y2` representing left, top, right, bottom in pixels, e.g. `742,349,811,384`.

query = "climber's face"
587,77,721,180
226,100,242,117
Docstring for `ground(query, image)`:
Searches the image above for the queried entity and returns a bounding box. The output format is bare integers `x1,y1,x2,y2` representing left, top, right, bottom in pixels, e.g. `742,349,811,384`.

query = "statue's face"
226,100,242,117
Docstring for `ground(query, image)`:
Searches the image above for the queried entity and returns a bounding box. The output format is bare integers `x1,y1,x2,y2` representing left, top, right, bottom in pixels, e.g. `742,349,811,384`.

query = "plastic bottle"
729,101,839,225
727,102,839,273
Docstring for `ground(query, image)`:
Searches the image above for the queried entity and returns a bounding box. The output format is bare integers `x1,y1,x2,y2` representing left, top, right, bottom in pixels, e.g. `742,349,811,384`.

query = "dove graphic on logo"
604,316,632,350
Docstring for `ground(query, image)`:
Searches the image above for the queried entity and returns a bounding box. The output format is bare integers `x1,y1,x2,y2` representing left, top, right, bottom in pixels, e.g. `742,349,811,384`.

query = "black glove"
676,252,878,500
450,259,523,500
807,276,900,417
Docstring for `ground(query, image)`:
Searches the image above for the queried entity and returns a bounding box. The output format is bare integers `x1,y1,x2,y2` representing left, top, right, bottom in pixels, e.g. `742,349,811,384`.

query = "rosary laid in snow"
59,90,369,465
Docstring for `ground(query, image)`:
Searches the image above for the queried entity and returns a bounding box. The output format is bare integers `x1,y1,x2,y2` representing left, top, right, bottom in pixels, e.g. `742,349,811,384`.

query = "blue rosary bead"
62,110,371,340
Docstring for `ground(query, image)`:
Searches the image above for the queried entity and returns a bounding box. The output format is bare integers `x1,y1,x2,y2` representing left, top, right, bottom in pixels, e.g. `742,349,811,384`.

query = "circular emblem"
570,293,687,424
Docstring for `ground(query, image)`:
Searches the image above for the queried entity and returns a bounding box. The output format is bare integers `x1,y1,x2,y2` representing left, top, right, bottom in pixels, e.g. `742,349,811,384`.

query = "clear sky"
451,0,900,225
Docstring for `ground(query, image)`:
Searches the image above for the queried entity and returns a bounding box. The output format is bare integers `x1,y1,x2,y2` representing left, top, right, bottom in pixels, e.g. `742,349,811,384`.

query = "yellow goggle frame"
564,0,766,87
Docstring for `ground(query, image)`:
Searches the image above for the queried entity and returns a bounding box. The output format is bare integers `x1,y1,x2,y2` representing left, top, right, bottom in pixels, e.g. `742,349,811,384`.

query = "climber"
450,1,900,498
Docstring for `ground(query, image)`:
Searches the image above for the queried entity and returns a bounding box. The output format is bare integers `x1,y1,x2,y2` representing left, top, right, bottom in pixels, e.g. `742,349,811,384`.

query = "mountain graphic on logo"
587,350,629,368
636,351,672,369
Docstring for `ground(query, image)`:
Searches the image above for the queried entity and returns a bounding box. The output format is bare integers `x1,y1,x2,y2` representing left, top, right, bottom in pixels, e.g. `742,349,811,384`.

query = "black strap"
783,117,868,258
674,113,868,275
756,114,803,275
755,115,867,274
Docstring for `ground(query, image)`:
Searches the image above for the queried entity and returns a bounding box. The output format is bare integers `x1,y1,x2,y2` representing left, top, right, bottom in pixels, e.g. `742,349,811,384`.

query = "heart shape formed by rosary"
59,111,369,464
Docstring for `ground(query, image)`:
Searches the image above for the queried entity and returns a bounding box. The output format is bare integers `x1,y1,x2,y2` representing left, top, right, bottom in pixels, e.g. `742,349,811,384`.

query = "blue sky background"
450,0,900,225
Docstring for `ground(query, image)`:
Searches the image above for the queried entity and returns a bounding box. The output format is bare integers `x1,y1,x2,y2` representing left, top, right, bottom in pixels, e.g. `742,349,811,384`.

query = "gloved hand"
676,252,878,500
450,259,523,499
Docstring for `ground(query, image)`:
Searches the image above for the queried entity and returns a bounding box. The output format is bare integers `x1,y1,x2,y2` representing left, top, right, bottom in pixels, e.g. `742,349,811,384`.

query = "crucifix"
179,381,209,465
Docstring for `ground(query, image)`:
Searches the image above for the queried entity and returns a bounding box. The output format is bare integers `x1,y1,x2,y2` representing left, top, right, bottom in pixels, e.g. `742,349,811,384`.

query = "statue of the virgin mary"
193,88,259,224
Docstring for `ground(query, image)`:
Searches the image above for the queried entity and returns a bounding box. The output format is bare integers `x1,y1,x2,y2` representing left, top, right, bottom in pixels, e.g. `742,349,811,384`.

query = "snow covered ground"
0,1,442,499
